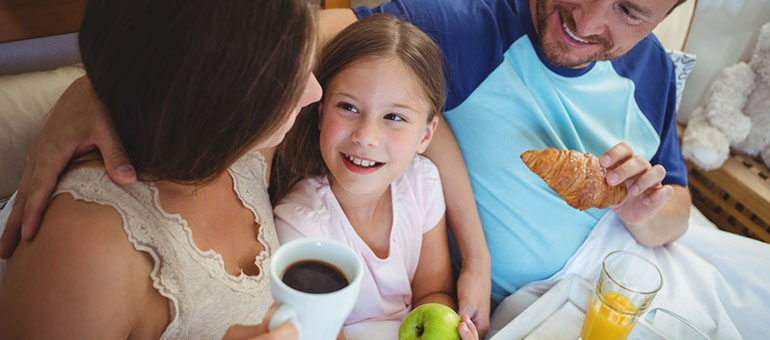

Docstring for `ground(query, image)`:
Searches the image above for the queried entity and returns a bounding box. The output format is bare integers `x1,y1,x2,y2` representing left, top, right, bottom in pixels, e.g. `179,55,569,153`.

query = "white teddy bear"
682,22,770,170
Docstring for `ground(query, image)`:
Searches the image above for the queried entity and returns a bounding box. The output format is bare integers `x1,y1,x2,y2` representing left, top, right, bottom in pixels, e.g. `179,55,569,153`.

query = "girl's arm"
0,194,161,338
422,120,491,335
411,214,481,340
411,215,454,308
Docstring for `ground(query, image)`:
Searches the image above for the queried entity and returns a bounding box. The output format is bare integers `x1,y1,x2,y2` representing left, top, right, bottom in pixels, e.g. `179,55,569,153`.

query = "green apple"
399,303,461,340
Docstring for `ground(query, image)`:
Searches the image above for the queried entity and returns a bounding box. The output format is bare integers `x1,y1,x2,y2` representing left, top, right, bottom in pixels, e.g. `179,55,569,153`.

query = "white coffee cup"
268,238,363,340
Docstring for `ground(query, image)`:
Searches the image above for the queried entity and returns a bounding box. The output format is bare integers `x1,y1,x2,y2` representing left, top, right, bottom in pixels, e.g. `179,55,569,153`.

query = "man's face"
532,0,679,68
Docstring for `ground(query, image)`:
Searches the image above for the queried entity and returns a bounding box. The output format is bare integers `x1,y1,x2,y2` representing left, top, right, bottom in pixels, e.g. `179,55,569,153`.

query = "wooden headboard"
0,0,85,44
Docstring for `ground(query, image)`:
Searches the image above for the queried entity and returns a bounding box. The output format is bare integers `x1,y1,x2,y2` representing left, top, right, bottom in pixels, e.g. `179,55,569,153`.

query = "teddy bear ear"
749,23,770,76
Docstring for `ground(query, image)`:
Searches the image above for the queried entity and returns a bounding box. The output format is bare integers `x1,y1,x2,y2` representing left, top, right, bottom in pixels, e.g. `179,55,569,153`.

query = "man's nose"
572,0,607,38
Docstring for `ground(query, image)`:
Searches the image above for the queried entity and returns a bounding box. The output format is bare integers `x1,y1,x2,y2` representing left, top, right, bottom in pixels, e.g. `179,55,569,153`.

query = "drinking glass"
580,250,663,340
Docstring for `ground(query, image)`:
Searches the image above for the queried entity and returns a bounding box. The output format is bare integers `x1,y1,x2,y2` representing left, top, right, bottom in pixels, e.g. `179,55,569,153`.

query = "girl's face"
319,56,438,199
257,72,323,150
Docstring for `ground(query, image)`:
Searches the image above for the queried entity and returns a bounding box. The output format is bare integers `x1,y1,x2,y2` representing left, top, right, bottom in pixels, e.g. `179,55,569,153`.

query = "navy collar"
515,0,595,77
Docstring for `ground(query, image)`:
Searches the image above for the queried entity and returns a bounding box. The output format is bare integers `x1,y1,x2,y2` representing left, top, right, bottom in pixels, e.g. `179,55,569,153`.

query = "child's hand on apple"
458,314,479,340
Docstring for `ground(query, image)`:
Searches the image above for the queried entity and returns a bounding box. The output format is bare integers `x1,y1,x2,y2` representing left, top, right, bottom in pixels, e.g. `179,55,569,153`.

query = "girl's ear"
416,115,439,154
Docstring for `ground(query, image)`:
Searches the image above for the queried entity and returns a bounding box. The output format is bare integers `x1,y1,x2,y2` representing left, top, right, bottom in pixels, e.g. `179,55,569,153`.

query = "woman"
0,0,320,338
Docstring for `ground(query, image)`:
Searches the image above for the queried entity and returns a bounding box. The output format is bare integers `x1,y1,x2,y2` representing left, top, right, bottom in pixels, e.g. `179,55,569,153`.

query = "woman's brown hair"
270,14,445,202
78,0,316,184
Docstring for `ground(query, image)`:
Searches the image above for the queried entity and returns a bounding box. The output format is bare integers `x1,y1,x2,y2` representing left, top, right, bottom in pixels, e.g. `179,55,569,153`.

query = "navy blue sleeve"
612,35,687,187
353,0,524,111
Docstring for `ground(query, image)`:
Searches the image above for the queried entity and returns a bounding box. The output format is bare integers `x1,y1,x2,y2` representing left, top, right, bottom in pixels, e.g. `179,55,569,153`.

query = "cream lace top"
52,150,278,339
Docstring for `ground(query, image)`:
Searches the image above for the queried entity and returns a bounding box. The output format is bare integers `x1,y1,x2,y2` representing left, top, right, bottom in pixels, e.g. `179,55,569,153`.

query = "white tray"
489,275,709,340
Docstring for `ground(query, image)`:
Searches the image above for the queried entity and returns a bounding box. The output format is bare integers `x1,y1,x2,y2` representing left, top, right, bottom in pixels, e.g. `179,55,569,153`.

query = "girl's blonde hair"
270,14,445,202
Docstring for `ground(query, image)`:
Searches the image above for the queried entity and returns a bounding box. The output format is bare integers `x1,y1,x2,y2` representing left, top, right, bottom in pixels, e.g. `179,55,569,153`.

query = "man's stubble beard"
535,0,619,68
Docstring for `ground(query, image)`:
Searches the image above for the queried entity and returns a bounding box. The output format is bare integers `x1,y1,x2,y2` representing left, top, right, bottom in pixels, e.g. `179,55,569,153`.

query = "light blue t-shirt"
355,0,686,304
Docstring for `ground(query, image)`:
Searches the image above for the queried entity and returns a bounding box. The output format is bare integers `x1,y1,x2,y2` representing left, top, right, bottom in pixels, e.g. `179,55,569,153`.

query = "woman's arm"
0,194,162,338
411,215,454,308
422,120,491,335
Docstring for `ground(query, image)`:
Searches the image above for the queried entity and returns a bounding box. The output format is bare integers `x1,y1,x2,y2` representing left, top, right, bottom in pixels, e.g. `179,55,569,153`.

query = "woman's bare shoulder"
25,192,137,266
0,193,152,337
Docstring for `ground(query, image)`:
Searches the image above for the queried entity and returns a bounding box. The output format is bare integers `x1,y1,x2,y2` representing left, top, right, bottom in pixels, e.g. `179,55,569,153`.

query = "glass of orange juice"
580,250,663,340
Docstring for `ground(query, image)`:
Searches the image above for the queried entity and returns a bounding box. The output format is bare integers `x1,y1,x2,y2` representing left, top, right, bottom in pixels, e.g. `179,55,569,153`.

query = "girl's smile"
341,152,385,174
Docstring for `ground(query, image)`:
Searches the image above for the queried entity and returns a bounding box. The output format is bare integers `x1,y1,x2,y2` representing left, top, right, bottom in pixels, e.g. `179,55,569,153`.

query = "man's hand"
602,143,673,225
456,260,490,337
602,142,689,246
0,76,135,259
222,304,299,340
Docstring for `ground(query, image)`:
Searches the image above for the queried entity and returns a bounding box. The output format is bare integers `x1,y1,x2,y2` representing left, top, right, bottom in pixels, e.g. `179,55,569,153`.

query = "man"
349,0,690,305
0,0,689,336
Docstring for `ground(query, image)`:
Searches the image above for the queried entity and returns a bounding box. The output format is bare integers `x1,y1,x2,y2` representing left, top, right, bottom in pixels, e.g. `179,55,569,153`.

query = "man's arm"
602,143,691,247
423,120,491,336
0,77,134,258
318,9,357,46
620,185,690,247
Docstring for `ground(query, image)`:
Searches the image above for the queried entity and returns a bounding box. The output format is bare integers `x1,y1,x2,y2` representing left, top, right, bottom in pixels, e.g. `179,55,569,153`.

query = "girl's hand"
0,76,135,259
222,304,299,340
458,314,479,340
456,261,491,337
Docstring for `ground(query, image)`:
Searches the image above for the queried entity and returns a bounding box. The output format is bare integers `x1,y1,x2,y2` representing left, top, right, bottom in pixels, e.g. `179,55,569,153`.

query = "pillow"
0,65,85,201
666,49,697,113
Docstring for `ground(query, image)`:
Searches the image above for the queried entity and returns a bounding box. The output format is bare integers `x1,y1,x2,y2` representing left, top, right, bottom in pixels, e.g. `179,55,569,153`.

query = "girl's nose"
351,120,379,147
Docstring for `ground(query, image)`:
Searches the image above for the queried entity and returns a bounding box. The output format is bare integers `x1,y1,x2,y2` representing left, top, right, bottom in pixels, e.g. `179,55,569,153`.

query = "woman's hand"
456,259,491,337
458,314,480,340
0,76,136,258
222,304,299,340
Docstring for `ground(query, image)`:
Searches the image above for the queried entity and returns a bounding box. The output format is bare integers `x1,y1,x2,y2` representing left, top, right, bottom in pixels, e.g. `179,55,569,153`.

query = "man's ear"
417,115,439,154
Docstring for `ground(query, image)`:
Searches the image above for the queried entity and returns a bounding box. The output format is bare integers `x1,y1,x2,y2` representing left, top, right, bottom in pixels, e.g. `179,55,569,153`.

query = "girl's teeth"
346,154,377,168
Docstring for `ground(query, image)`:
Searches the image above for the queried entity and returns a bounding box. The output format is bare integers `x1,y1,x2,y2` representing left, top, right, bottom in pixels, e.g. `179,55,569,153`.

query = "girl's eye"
384,113,406,122
338,102,359,113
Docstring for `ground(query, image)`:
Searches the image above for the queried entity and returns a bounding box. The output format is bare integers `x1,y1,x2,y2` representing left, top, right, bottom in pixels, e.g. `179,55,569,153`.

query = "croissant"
520,148,627,210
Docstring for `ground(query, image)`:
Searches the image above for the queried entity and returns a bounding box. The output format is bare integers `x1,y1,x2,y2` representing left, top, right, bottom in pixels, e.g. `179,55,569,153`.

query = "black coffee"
281,260,349,294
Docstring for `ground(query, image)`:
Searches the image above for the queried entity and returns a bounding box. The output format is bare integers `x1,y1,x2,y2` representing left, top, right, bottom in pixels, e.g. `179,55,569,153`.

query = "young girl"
271,14,478,340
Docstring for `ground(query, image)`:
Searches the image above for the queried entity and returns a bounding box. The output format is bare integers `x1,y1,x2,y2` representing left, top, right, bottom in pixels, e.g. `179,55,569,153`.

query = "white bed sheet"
489,208,770,340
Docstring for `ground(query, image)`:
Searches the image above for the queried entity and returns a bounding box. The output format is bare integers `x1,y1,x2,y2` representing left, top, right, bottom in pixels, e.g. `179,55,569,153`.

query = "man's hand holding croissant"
599,143,674,228
522,142,689,247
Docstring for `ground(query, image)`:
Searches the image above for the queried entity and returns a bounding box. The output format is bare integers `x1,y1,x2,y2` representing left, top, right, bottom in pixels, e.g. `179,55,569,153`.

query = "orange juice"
580,292,638,340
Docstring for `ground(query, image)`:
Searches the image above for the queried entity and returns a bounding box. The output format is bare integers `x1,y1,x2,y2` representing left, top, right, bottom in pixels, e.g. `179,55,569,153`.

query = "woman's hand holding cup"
268,238,364,340
223,304,299,340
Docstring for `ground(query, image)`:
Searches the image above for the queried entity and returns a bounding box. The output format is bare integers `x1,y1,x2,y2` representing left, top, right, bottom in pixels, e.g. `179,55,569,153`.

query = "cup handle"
268,304,300,337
